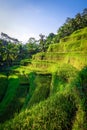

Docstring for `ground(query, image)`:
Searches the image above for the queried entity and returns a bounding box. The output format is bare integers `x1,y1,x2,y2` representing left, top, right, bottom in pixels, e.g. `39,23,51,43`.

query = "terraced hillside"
32,27,87,70
0,27,87,130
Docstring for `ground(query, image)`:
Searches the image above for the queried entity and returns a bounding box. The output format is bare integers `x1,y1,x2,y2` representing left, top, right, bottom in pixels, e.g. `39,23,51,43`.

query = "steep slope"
0,66,87,130
0,74,30,122
32,27,87,70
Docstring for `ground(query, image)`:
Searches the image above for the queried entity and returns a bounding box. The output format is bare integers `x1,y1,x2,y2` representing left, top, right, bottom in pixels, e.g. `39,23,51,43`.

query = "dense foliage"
0,39,39,69
56,8,87,42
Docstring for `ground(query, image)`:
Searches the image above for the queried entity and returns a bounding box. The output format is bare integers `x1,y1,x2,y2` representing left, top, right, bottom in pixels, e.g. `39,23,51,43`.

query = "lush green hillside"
0,27,87,129
32,27,87,70
0,66,87,130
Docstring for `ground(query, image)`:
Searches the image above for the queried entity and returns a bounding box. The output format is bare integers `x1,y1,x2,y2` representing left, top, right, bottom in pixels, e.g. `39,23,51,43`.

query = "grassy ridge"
0,75,19,122
0,74,30,122
0,65,87,129
0,66,87,129
0,94,77,130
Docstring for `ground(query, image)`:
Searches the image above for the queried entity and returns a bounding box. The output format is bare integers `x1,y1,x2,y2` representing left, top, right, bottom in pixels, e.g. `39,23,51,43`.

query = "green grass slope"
32,27,87,70
0,73,30,123
0,66,87,130
0,71,51,123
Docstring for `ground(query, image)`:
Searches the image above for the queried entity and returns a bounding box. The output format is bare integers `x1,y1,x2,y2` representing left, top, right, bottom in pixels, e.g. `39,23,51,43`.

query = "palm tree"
39,34,46,52
2,42,19,67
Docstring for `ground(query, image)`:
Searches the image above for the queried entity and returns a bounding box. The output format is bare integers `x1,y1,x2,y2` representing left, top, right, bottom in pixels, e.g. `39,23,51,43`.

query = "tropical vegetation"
0,8,87,130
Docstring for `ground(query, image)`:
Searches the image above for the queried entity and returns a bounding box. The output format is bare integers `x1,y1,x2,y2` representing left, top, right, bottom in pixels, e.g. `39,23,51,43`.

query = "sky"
0,0,87,42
